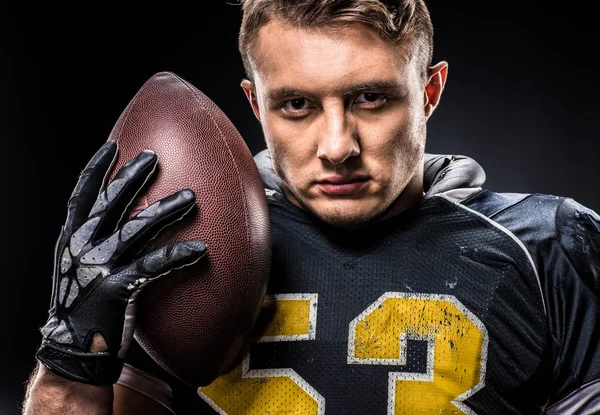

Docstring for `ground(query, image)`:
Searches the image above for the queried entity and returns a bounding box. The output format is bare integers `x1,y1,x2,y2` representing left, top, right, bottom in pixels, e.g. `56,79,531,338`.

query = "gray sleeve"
546,379,600,414
254,149,284,193
116,363,176,414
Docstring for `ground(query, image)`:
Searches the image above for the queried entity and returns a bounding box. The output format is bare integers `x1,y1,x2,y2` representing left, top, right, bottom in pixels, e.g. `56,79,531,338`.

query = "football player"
23,0,600,414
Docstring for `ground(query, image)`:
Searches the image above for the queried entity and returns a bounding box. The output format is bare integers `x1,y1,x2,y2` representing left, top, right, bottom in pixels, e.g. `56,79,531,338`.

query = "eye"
283,98,309,110
354,93,387,108
280,98,313,118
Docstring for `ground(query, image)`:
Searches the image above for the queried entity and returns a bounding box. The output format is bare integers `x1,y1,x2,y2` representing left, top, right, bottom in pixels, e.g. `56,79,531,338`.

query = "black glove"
36,140,207,386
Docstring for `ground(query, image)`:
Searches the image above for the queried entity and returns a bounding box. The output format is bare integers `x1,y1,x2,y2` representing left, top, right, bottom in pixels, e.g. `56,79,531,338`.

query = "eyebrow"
342,81,408,99
266,88,319,104
266,80,408,103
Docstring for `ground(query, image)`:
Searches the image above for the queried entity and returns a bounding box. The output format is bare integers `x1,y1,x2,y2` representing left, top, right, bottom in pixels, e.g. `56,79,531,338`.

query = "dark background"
1,1,598,413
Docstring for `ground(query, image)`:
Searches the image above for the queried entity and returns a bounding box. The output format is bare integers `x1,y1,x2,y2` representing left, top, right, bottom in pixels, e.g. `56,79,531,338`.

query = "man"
23,0,600,414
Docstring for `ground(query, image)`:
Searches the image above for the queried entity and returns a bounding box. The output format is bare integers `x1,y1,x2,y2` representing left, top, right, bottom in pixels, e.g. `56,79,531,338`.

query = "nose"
316,106,360,165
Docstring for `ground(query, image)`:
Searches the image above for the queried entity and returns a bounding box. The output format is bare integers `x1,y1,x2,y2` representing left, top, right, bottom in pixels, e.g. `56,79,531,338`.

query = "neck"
373,174,424,224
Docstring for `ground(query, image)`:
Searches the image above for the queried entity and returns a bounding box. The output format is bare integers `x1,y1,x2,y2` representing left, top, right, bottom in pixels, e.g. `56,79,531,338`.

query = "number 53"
200,292,488,415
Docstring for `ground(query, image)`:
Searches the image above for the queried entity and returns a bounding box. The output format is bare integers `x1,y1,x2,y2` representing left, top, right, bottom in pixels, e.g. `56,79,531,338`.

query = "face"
242,19,447,228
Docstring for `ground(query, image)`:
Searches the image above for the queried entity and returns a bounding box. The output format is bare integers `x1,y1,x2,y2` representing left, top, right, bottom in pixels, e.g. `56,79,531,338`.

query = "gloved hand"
36,140,207,386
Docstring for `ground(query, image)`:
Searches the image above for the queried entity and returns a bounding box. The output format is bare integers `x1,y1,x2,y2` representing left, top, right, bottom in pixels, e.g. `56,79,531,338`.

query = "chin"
304,198,391,229
283,183,401,229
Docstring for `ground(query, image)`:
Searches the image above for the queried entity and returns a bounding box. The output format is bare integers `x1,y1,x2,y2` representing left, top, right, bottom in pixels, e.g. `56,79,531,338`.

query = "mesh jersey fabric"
122,187,600,414
181,188,599,414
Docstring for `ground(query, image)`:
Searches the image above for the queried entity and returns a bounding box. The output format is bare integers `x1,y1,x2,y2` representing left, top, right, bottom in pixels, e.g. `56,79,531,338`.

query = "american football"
105,71,271,387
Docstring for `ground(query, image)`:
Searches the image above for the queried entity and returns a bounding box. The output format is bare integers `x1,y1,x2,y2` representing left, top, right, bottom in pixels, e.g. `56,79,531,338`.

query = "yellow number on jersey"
348,293,488,414
200,292,487,414
199,294,324,414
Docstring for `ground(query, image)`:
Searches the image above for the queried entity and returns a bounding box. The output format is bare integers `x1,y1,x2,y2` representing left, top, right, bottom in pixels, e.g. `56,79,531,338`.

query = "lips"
315,175,370,196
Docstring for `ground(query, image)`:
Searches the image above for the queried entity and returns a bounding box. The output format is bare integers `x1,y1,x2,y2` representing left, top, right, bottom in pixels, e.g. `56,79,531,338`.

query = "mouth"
315,175,371,196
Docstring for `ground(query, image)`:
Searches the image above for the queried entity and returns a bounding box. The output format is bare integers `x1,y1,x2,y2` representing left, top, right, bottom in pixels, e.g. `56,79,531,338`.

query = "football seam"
173,73,254,378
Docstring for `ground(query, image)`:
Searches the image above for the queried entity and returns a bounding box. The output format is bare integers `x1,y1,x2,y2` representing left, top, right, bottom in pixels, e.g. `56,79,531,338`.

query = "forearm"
23,363,113,415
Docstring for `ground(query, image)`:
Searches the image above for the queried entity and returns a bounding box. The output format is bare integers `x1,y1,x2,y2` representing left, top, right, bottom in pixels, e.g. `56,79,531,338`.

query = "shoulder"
458,189,600,289
459,188,563,223
437,188,570,256
460,188,600,226
458,189,599,252
454,189,600,407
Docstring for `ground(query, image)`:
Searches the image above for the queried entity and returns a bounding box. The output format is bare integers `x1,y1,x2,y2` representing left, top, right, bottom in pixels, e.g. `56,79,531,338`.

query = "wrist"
36,340,124,385
23,364,114,415
36,364,113,394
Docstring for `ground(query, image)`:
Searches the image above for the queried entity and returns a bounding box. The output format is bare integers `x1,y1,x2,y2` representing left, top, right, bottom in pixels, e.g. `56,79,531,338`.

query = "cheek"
360,114,413,157
361,110,425,180
390,117,426,174
261,115,314,183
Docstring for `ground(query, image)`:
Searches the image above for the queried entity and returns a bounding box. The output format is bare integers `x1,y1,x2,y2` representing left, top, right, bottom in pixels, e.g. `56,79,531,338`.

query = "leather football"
105,71,271,387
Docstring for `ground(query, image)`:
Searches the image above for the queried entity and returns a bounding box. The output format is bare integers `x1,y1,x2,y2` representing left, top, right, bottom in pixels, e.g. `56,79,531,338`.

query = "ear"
423,61,448,118
241,79,262,121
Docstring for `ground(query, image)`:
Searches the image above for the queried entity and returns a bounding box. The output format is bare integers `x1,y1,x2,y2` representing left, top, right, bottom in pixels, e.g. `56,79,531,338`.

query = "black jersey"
188,188,600,414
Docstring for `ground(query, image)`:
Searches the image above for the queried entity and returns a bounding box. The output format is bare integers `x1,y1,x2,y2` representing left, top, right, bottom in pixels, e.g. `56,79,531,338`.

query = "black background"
1,1,598,413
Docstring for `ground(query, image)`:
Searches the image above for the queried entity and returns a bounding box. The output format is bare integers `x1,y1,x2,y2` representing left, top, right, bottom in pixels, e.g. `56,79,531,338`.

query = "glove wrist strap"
36,341,123,386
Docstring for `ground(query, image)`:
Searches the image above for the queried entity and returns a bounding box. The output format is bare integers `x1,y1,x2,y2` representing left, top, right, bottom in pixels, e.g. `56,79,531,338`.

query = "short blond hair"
238,0,434,82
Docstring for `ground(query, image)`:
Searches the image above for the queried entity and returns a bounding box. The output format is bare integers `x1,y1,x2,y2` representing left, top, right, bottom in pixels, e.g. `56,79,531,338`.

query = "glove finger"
124,239,207,287
78,189,197,267
117,239,206,358
116,188,197,262
65,141,118,233
88,149,158,242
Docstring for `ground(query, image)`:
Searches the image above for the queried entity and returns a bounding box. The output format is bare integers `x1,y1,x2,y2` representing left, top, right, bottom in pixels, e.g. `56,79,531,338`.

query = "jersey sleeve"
120,340,205,414
544,198,600,412
464,191,600,412
116,363,175,413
